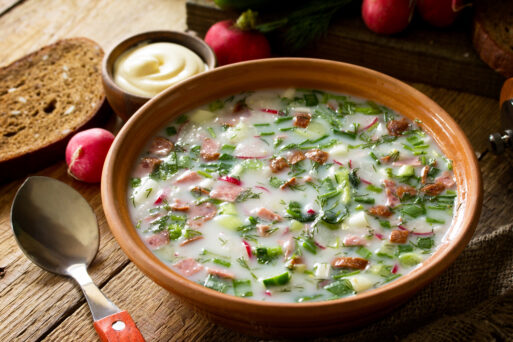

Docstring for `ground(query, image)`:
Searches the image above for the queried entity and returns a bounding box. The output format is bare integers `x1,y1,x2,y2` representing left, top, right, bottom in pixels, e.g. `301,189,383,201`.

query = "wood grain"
0,0,186,67
1,0,512,341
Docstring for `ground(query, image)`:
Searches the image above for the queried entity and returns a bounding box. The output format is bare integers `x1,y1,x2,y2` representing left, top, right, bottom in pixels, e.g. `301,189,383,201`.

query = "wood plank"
185,0,505,98
0,0,187,67
42,262,254,342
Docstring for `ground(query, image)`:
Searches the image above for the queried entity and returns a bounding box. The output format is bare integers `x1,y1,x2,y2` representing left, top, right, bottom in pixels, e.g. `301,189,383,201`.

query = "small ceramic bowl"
101,58,482,338
101,30,216,121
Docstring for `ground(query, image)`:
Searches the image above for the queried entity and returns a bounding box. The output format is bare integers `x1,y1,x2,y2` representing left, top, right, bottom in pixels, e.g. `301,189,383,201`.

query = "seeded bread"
0,38,110,182
473,0,513,78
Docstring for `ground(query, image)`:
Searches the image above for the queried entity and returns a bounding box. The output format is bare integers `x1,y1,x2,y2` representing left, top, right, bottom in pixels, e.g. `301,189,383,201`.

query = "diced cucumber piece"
204,274,230,293
329,143,348,156
377,243,396,259
324,279,354,296
347,211,370,228
189,109,215,124
263,272,291,287
314,263,331,279
399,252,423,266
369,264,392,277
233,279,253,297
397,165,415,177
335,169,351,204
219,202,238,216
348,275,373,292
214,215,243,230
295,121,326,139
290,219,304,232
281,88,296,99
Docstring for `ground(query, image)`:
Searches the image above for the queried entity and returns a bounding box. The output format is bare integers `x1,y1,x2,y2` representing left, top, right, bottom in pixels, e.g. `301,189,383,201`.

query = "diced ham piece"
149,137,174,156
384,179,400,207
256,207,282,222
420,183,446,196
207,268,235,279
145,231,169,249
305,149,329,164
134,157,161,177
293,113,312,128
200,138,220,161
270,157,289,173
179,235,204,246
287,150,306,165
436,171,455,188
257,224,271,237
368,205,393,218
343,235,367,246
392,157,422,167
331,257,368,270
187,202,217,228
390,230,409,244
209,181,244,202
386,118,410,136
421,166,429,184
396,185,417,199
279,237,294,259
280,177,297,190
173,258,204,276
170,199,189,212
174,170,202,184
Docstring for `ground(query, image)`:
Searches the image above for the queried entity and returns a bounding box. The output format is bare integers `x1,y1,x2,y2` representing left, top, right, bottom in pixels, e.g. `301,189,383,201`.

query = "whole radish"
204,10,271,66
65,128,115,183
362,0,415,35
417,0,467,27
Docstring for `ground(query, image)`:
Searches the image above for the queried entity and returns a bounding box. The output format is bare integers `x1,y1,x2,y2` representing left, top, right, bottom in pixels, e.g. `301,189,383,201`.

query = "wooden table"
1,1,512,341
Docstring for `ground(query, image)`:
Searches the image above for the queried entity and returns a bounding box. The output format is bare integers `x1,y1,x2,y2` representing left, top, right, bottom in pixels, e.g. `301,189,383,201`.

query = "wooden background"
1,1,512,341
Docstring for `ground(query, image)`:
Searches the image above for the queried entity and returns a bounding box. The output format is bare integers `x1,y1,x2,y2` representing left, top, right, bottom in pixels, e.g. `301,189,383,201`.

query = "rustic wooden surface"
186,0,506,98
0,1,512,341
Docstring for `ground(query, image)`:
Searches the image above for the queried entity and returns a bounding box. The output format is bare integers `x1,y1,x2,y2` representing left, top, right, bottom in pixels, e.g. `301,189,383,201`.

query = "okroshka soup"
128,88,456,303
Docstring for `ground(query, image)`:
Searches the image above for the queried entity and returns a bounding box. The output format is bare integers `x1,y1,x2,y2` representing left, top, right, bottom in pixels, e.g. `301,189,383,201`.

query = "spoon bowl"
11,176,144,342
11,176,99,275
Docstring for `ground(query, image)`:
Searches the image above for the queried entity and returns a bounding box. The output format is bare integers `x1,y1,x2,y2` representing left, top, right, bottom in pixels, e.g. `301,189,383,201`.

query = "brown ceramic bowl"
101,58,482,338
101,30,216,121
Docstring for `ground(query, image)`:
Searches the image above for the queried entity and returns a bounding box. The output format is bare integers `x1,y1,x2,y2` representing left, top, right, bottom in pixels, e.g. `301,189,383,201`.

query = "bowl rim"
101,29,216,101
102,57,482,312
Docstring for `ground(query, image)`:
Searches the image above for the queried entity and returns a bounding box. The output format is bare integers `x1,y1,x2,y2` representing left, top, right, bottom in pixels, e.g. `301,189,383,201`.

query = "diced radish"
392,264,399,274
254,185,270,193
375,233,384,240
265,290,272,296
333,159,343,166
307,209,316,215
360,177,372,185
242,240,253,258
314,240,326,250
362,117,379,131
349,160,353,169
235,155,267,159
219,176,242,186
259,108,280,115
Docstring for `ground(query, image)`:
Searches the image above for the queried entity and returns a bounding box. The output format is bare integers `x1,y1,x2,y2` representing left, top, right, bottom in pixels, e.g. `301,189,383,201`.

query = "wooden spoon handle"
93,311,145,342
500,78,513,107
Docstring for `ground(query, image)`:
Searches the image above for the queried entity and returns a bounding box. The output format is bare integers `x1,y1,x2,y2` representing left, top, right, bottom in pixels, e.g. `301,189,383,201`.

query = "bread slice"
0,38,111,182
473,0,513,78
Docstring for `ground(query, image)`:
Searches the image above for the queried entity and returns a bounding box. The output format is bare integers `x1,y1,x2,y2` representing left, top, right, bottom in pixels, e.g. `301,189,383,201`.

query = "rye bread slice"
0,37,111,182
473,0,513,78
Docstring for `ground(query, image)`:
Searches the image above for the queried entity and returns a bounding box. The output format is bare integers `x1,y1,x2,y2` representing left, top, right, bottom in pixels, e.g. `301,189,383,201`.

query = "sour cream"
114,42,206,97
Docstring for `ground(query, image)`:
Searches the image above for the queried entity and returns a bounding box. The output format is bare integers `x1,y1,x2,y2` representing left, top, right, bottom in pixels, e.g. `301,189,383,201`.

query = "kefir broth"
128,89,456,303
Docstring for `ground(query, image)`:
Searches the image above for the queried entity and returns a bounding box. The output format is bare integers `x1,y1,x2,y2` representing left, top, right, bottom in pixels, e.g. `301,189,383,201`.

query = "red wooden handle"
500,78,513,107
93,311,145,342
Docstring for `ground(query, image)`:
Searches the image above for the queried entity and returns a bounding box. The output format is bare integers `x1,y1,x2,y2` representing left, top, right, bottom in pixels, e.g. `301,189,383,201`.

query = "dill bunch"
255,0,354,51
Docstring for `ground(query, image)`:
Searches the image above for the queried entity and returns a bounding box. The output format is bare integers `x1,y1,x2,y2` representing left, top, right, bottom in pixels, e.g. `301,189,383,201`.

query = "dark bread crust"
0,37,111,182
472,1,513,78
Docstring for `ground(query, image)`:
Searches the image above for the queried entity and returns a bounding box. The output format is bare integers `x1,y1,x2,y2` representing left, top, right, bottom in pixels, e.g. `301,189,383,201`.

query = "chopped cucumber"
314,263,331,279
219,202,238,216
399,252,423,266
348,275,373,292
347,211,370,228
377,243,396,259
214,215,243,230
397,165,415,177
189,109,215,124
263,272,291,287
295,121,326,140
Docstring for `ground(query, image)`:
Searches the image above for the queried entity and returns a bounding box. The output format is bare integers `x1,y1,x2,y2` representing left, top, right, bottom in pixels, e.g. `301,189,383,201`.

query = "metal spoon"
11,176,145,342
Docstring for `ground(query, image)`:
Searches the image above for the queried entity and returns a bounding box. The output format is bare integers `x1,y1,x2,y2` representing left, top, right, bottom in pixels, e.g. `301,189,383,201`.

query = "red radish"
362,0,415,35
65,128,115,183
417,0,468,28
204,10,271,66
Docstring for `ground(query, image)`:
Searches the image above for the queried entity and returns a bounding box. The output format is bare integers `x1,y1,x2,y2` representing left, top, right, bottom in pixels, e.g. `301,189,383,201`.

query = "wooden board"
1,0,513,341
186,0,506,99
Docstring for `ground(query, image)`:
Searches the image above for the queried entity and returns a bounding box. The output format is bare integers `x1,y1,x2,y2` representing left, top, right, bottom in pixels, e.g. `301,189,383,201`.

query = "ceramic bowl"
101,58,482,338
101,30,216,121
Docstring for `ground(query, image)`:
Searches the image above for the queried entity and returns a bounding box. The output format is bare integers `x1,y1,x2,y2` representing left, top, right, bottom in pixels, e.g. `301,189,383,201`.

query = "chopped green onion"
263,272,291,287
